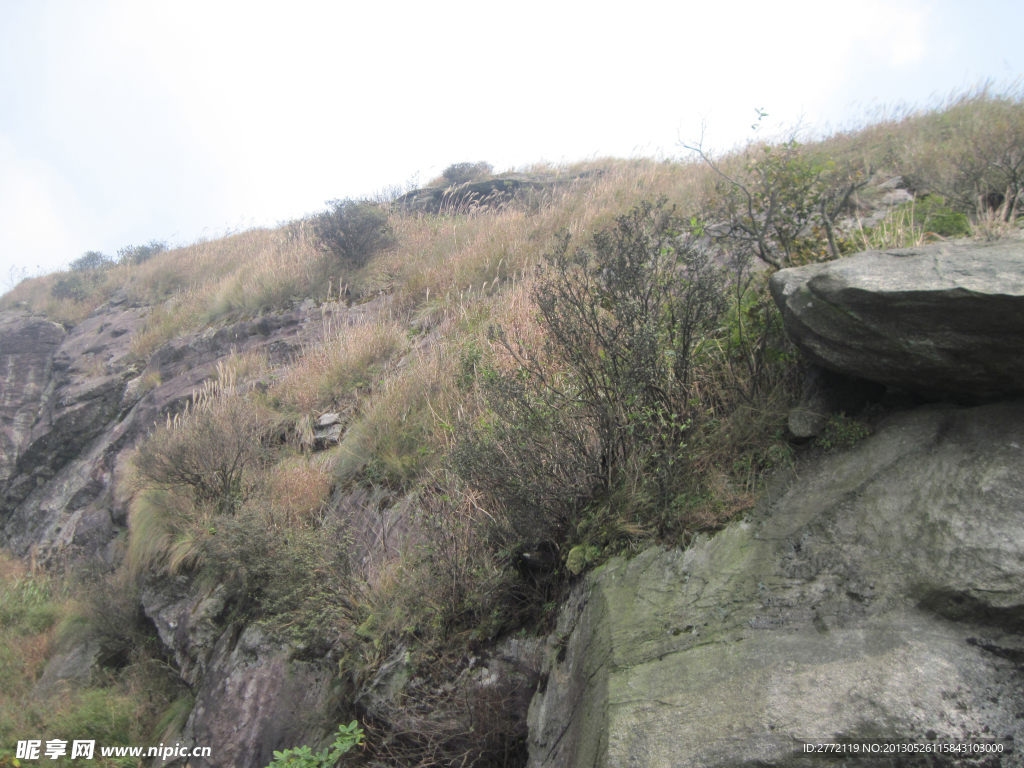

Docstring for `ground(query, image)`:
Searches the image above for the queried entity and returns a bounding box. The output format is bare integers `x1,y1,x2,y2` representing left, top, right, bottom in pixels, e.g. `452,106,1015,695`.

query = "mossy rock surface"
528,401,1024,767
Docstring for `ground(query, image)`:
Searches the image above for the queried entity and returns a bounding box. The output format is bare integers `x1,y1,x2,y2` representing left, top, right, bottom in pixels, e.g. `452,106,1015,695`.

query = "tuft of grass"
267,456,333,527
334,347,460,490
273,319,409,414
852,200,934,250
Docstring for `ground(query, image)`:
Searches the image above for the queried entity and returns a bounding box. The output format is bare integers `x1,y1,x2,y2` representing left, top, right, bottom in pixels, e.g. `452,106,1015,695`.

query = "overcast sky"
1,0,1022,280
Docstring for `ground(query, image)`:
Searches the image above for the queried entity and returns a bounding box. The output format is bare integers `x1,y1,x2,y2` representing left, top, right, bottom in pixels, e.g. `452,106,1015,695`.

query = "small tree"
686,134,866,269
70,251,114,271
441,161,493,186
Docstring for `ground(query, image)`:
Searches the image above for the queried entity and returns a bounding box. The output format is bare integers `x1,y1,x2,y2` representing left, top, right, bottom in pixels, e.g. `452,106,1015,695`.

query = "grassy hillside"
2,85,1023,767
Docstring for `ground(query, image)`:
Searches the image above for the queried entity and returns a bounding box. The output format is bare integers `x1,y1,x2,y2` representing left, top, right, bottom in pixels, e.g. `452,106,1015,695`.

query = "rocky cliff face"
3,236,1024,768
0,293,364,767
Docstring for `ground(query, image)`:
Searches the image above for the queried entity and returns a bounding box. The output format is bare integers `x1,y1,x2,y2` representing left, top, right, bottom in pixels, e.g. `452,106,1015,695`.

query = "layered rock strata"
769,239,1024,402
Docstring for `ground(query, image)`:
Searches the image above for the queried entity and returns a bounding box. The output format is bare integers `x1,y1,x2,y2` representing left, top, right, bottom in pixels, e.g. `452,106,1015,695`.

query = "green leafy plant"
912,195,971,238
264,721,364,768
686,123,868,268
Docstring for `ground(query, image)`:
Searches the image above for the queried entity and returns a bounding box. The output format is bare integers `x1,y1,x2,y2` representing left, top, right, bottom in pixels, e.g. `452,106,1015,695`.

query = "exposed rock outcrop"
0,312,65,490
0,298,369,563
395,178,555,215
179,625,333,768
770,238,1024,402
528,401,1024,767
0,299,375,768
393,172,602,215
1,306,144,557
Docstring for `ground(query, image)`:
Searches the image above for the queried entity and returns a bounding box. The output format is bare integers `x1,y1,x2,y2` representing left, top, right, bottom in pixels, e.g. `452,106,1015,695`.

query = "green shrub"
134,397,271,514
453,200,729,543
311,199,394,270
441,161,493,185
913,195,972,237
49,251,117,304
264,720,364,768
816,413,871,453
50,273,89,302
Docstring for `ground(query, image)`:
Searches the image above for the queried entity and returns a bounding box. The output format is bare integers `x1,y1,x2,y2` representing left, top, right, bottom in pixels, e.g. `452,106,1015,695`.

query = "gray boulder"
769,239,1024,401
141,578,230,686
527,401,1024,767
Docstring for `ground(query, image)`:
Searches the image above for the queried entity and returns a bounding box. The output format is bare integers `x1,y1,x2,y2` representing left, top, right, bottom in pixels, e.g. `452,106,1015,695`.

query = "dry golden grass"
0,270,116,326
127,226,327,358
274,318,409,413
373,158,709,321
333,343,461,489
267,457,333,527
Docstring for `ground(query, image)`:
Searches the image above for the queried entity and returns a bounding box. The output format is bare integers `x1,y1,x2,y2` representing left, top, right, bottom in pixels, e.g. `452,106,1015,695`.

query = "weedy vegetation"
2,84,1022,767
0,552,188,767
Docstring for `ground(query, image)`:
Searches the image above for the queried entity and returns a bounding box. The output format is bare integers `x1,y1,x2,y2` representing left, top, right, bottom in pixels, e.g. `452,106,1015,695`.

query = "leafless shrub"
134,396,271,514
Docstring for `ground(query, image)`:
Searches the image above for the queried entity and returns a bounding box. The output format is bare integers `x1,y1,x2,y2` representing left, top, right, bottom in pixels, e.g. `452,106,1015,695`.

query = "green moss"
817,413,872,453
566,545,602,576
